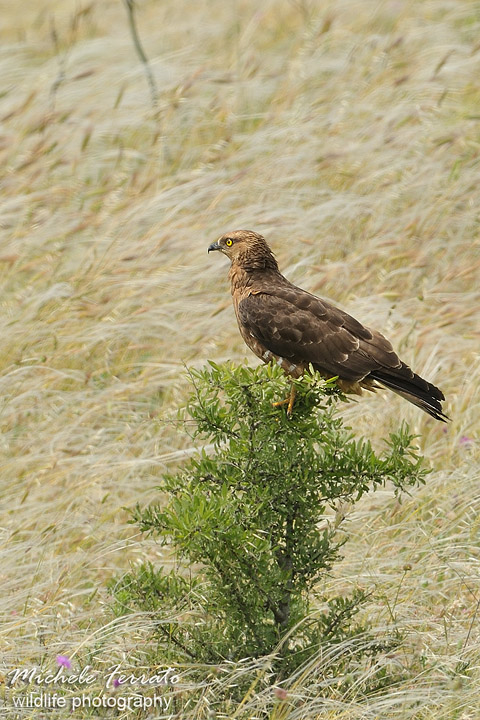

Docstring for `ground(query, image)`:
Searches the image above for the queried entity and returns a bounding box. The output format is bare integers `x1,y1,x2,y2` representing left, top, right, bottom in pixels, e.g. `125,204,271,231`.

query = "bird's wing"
238,285,400,381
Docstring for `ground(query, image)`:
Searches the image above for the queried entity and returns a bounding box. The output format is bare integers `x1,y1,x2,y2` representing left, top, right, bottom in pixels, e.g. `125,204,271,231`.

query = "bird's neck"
232,246,278,272
228,263,284,297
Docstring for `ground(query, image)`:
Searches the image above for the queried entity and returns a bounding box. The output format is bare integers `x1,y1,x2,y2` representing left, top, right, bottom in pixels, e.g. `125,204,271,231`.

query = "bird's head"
208,230,278,271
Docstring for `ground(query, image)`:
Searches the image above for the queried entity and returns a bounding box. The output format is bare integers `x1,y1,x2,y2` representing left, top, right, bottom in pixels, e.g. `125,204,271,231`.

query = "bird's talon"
272,385,297,416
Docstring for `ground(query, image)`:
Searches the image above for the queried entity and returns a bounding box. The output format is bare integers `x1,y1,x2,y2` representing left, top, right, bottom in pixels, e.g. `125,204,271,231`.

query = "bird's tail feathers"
371,368,449,423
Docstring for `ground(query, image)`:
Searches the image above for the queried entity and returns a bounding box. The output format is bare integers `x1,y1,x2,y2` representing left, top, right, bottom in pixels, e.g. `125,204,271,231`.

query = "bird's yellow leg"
287,384,297,415
272,384,297,416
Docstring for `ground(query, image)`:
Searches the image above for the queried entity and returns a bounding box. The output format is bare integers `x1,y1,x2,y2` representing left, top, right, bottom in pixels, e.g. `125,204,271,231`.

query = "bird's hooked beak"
208,241,221,253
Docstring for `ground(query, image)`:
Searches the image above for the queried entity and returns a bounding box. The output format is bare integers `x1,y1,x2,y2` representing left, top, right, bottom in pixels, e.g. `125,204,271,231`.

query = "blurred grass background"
0,0,479,717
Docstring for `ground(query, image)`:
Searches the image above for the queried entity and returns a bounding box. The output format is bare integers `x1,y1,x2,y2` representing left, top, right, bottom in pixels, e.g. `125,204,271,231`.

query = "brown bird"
208,230,447,421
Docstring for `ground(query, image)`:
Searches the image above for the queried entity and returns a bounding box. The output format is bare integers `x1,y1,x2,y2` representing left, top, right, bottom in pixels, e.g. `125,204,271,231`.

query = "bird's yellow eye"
225,238,233,247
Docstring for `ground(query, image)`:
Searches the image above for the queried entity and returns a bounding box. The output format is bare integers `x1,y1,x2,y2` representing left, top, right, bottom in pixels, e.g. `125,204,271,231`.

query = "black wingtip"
371,369,449,423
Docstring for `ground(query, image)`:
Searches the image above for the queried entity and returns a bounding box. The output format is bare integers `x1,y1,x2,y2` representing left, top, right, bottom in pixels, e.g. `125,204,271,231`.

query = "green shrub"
111,362,427,681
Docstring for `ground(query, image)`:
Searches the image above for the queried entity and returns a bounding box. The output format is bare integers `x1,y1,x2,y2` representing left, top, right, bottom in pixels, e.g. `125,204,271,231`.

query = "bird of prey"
208,230,447,421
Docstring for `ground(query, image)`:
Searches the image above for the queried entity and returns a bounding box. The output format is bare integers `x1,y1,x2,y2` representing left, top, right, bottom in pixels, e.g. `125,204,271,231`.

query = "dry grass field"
1,0,479,717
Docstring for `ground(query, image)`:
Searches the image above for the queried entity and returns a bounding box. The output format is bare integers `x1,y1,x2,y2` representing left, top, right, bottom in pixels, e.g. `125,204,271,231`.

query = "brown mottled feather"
208,230,448,421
